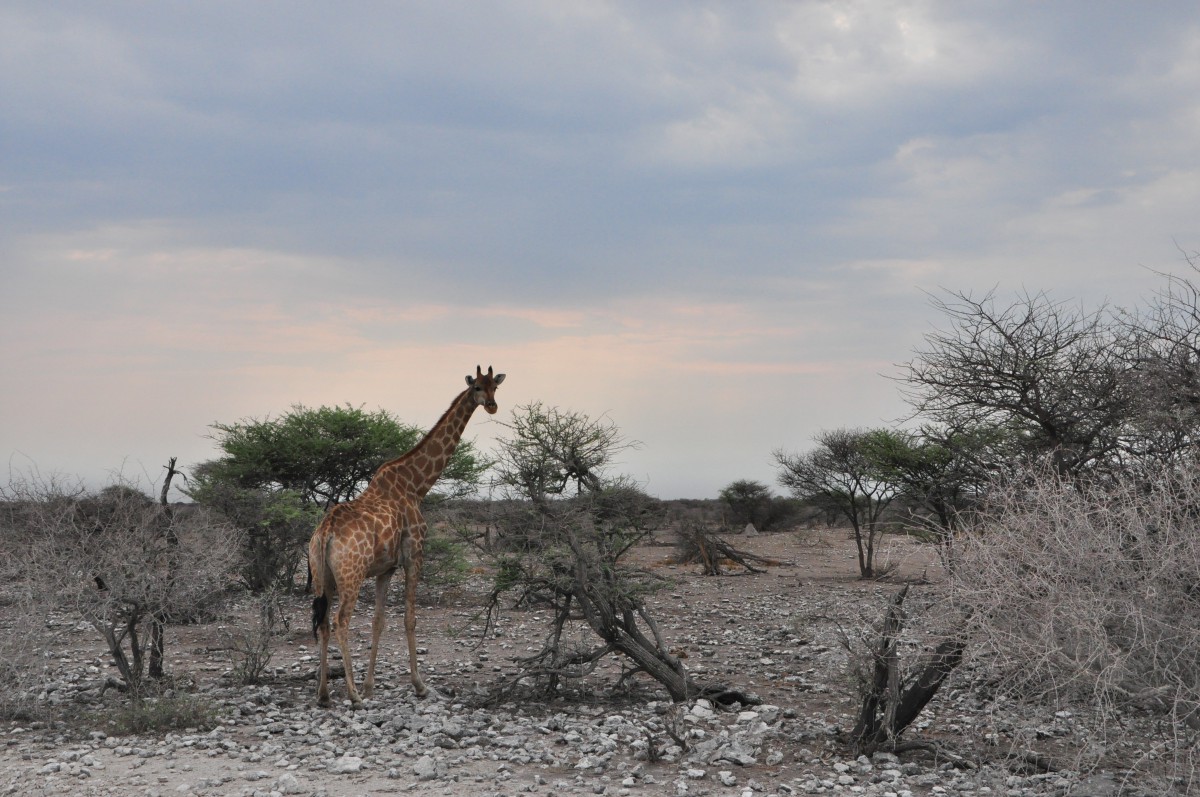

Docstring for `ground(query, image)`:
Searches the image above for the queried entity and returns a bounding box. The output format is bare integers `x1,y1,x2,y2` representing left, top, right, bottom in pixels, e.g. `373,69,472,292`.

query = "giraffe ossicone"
308,365,505,708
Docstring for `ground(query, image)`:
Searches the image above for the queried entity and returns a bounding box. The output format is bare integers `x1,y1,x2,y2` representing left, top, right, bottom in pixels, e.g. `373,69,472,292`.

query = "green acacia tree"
202,403,487,508
857,425,1012,547
774,428,900,578
191,403,489,591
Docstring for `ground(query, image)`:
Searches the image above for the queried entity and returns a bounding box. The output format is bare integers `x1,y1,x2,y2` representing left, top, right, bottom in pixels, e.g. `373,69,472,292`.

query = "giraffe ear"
465,375,475,386
494,373,506,385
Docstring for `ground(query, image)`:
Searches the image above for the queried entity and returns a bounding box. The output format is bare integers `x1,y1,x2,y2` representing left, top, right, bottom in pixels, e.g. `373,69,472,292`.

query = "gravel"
0,531,1181,796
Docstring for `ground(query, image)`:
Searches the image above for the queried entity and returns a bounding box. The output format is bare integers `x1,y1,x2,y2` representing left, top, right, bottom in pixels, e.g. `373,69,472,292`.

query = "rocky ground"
0,529,1185,796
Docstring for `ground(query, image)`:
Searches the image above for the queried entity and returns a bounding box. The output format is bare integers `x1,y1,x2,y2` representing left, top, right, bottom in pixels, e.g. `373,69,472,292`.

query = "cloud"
3,2,1200,497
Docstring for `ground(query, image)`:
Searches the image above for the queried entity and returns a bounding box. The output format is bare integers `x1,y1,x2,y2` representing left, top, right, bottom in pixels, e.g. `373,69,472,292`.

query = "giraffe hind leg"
363,572,392,698
314,595,332,707
333,588,364,709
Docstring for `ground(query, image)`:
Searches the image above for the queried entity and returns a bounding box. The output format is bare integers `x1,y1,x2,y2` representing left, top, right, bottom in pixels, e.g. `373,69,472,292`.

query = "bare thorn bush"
227,590,289,684
2,476,241,706
953,461,1200,725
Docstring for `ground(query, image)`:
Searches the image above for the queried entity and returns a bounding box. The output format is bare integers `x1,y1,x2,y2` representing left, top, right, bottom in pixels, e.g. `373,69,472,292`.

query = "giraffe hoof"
349,699,364,711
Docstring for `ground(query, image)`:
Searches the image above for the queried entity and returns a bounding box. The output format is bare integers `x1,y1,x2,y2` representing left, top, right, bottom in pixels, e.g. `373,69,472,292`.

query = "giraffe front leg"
403,560,428,699
363,573,392,699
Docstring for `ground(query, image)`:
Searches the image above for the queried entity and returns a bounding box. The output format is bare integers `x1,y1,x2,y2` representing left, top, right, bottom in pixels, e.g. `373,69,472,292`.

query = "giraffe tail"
312,594,328,640
309,521,331,640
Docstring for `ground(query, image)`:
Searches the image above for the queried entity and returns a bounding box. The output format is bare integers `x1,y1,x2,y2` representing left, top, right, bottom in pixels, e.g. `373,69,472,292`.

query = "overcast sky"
3,2,1199,499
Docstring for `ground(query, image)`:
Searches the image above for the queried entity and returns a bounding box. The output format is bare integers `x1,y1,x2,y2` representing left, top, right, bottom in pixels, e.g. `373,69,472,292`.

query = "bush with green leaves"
717,479,799,532
419,526,470,599
104,694,219,735
186,479,318,592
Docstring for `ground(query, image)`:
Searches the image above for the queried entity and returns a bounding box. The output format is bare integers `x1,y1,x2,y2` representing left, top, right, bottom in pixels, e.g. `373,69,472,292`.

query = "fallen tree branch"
675,526,785,575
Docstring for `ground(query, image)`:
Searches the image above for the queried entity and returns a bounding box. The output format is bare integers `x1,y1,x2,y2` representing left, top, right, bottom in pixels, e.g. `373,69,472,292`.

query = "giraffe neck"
368,388,477,501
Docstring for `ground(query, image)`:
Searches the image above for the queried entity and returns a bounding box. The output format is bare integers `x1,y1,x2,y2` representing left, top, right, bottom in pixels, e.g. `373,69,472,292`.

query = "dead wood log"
675,526,783,575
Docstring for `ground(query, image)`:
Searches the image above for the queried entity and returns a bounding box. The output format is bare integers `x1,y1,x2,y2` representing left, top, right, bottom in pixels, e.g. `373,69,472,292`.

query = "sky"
3,2,1199,500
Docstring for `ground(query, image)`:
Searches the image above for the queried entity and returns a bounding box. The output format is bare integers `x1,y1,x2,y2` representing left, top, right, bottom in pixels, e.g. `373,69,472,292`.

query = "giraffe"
308,365,505,708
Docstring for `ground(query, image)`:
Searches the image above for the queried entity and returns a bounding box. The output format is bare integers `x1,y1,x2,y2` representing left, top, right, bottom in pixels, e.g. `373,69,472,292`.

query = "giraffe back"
310,493,425,594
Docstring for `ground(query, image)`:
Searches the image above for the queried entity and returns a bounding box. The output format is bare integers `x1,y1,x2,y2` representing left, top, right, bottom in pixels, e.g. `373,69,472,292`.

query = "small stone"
277,773,306,794
329,755,363,774
716,748,757,767
413,755,439,781
719,771,738,786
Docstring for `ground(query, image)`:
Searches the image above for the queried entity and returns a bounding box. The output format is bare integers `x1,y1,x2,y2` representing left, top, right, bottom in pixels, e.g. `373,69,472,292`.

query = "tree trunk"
863,521,876,578
852,527,872,578
148,621,165,681
150,457,183,680
852,585,906,746
851,586,968,755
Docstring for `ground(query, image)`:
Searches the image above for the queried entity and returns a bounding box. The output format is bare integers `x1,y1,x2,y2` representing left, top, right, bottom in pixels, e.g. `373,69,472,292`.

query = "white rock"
276,773,307,794
330,755,363,774
413,755,439,781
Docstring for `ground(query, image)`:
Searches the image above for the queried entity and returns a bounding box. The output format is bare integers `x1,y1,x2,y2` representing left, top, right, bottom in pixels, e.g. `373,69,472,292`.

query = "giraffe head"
466,365,506,414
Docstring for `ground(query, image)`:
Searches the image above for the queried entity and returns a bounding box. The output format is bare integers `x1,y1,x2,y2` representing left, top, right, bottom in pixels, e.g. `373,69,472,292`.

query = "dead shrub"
950,462,1200,791
226,590,289,685
2,474,241,706
953,462,1200,723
